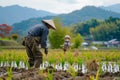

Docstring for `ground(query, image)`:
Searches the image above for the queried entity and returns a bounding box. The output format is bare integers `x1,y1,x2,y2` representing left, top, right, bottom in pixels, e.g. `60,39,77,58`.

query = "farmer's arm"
41,30,48,48
41,30,49,55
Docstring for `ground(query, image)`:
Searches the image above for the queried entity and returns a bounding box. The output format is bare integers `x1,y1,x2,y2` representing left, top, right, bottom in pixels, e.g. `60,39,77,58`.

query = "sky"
0,0,120,14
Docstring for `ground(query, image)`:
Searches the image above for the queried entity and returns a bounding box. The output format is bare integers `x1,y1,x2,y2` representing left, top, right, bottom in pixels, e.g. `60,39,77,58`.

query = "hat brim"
42,20,56,30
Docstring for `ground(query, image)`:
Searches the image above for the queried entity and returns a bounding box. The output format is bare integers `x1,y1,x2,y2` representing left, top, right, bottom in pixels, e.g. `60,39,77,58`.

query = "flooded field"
0,49,120,80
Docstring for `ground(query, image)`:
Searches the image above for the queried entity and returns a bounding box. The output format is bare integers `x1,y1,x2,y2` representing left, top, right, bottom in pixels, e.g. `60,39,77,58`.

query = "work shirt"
64,39,70,47
28,24,49,48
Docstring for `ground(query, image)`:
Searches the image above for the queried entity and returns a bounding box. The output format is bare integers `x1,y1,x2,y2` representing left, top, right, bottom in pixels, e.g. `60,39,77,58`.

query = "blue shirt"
28,24,49,48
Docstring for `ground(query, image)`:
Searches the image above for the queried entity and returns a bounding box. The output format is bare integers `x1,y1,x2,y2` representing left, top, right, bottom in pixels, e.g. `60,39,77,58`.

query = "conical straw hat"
42,19,56,30
65,35,71,39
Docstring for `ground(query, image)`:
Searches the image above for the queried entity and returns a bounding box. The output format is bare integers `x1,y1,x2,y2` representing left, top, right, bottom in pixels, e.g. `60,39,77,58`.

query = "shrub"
12,34,18,40
73,34,84,48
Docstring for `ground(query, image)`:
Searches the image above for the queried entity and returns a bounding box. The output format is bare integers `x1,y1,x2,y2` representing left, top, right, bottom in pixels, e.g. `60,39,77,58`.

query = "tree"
49,18,72,48
71,19,100,36
73,34,84,48
90,21,120,41
12,34,18,40
0,24,12,37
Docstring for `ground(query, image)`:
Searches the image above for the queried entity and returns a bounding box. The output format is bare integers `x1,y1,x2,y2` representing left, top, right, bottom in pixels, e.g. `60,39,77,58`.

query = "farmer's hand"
39,44,41,48
44,48,48,55
22,39,25,46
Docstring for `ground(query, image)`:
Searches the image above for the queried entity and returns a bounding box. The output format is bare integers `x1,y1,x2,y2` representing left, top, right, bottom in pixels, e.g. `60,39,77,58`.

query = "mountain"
11,16,53,36
100,4,120,13
0,5,56,25
59,6,120,25
12,6,120,36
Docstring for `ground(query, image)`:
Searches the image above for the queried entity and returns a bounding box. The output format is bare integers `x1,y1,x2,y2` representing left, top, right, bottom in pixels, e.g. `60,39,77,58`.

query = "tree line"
71,17,120,41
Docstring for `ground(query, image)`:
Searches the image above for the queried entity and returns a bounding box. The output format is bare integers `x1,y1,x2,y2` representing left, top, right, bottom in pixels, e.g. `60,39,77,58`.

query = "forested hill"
0,5,56,25
59,6,120,25
11,6,120,36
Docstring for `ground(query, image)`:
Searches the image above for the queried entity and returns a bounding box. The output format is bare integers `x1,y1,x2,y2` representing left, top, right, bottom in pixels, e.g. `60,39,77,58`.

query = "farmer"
23,19,56,68
63,35,71,53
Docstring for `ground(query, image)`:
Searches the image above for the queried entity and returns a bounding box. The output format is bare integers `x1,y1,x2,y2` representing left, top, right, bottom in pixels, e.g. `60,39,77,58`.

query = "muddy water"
0,61,120,80
0,67,120,80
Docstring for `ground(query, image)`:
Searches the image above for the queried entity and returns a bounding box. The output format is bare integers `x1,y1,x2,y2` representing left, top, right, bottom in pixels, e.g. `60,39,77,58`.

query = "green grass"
0,38,19,46
0,38,13,41
0,49,120,63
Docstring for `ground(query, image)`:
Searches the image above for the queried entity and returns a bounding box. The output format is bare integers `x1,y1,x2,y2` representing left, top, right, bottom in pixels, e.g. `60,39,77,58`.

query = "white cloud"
56,0,78,4
101,0,120,6
0,0,120,14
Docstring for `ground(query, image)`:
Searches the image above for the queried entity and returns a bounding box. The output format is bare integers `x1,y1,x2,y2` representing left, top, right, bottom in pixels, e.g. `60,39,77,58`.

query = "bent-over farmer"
23,19,56,68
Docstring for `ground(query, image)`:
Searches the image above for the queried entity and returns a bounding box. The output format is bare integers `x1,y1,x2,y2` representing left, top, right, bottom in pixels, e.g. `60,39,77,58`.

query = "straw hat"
42,19,56,30
65,35,71,39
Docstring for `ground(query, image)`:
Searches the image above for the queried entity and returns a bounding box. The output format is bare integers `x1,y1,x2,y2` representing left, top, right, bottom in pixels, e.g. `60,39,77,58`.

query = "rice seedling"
7,67,13,80
66,52,75,65
46,70,53,80
67,65,78,80
47,52,57,65
89,70,100,80
38,68,45,76
57,52,66,67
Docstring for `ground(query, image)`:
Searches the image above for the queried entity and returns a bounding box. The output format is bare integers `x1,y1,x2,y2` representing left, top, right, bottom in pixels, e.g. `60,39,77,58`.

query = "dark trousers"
25,36,43,68
63,44,70,54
